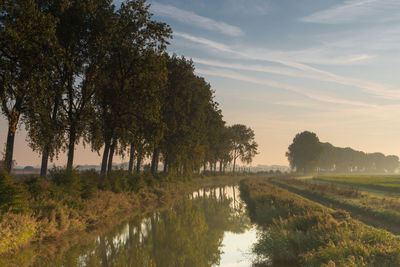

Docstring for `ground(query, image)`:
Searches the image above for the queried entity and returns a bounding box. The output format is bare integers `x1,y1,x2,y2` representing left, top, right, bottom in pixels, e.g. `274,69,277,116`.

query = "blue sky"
145,0,400,165
1,0,400,166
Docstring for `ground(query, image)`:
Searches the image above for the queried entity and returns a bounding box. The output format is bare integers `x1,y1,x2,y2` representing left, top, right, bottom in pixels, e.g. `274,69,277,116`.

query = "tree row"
0,0,258,176
286,131,399,174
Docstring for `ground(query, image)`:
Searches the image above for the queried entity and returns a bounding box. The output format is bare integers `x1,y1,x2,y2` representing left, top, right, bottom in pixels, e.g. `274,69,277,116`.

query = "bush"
49,168,98,199
106,170,129,193
22,176,49,202
0,171,29,214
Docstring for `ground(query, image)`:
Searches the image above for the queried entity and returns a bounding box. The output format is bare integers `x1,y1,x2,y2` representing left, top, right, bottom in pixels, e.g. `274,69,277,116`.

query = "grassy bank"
0,170,245,257
239,178,400,266
271,176,400,233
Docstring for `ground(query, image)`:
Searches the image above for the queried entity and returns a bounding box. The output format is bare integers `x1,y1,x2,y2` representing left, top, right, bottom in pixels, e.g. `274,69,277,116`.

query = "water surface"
16,185,258,267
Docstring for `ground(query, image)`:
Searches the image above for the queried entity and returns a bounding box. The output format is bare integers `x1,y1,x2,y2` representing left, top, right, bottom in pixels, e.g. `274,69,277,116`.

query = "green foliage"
229,124,258,172
0,171,29,213
286,131,322,174
22,176,50,201
49,168,99,199
106,170,129,193
0,0,58,173
240,178,400,266
277,176,400,231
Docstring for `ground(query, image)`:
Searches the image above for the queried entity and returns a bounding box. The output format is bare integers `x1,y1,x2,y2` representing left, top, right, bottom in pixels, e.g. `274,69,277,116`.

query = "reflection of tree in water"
12,186,250,267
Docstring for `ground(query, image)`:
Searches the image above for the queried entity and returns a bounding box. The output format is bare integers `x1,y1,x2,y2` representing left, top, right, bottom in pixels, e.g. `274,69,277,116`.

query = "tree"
384,155,399,173
229,124,258,173
0,0,58,173
286,131,322,174
86,0,171,175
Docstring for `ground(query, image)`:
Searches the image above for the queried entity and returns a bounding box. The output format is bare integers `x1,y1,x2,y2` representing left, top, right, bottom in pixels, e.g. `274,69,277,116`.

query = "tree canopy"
0,0,258,177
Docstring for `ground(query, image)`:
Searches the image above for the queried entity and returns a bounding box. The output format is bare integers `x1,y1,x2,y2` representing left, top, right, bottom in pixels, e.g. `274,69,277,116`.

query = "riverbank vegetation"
240,178,400,266
271,175,400,233
1,183,250,266
286,131,399,174
0,169,247,256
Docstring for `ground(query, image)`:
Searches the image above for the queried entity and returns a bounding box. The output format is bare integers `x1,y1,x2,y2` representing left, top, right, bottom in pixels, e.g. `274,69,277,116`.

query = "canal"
12,184,260,266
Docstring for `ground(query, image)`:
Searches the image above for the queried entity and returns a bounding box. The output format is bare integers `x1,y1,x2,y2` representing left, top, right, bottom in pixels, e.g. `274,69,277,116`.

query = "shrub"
0,171,29,214
22,176,49,202
107,170,129,193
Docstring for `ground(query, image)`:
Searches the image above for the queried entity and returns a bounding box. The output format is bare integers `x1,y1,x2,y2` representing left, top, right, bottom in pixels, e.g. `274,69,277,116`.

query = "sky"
1,0,400,167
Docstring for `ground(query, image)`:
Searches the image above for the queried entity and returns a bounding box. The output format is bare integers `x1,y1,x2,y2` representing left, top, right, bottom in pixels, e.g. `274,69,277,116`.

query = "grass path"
270,179,400,235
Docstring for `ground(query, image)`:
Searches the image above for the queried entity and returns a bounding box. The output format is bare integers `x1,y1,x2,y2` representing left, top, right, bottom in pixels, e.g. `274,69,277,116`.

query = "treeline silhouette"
318,142,399,173
0,0,258,176
286,131,399,174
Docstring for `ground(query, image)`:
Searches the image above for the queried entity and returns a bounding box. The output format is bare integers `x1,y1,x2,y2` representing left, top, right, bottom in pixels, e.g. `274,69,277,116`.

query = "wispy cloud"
196,68,377,108
151,2,243,36
174,32,234,52
178,33,400,100
300,0,400,24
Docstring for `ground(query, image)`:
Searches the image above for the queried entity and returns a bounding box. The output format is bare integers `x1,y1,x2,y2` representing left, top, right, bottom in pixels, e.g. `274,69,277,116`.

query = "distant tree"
384,155,399,173
215,125,233,173
286,131,322,174
229,124,258,173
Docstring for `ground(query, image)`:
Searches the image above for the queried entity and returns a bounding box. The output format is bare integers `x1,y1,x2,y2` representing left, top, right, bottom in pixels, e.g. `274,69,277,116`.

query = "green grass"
271,176,400,233
240,178,400,267
313,175,400,194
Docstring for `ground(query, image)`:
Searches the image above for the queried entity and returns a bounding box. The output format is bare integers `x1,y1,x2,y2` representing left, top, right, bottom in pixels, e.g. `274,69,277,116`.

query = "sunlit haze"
2,0,400,167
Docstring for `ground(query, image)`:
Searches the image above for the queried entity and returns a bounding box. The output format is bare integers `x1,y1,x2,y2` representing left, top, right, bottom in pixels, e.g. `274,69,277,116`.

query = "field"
313,175,400,194
239,178,400,266
270,175,400,234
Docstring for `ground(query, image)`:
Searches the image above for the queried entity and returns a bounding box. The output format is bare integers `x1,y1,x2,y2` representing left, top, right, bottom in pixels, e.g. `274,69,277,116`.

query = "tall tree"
87,0,171,175
228,124,258,173
0,0,58,173
286,131,322,174
160,55,215,176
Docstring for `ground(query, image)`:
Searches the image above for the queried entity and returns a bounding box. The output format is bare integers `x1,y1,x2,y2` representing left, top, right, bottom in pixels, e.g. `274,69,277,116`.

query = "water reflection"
4,185,255,267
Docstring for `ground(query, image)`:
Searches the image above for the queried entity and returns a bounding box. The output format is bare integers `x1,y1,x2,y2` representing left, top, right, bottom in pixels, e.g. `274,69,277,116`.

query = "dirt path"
270,180,400,235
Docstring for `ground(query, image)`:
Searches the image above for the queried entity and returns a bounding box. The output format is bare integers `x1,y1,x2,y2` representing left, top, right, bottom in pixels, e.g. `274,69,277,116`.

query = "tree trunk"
107,139,116,175
4,124,16,173
151,147,159,174
40,148,49,177
100,139,110,175
66,124,76,170
233,156,237,173
163,157,168,173
128,142,135,174
219,160,223,173
40,94,60,177
4,103,22,173
136,153,142,174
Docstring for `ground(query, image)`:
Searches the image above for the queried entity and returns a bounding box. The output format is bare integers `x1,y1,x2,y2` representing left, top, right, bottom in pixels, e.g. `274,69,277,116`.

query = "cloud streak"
177,33,400,100
196,68,377,108
300,0,400,24
151,2,243,36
